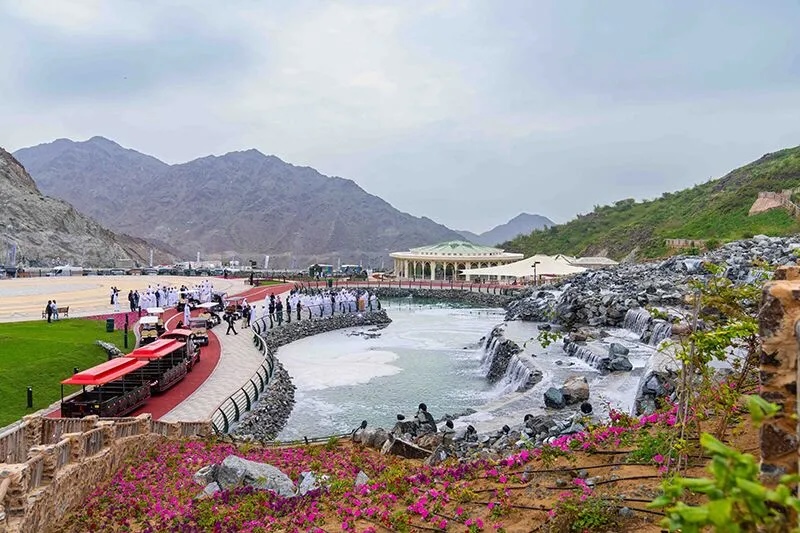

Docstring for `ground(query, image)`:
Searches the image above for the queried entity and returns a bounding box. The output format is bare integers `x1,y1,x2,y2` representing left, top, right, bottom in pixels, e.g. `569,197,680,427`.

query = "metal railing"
210,304,387,434
211,315,276,434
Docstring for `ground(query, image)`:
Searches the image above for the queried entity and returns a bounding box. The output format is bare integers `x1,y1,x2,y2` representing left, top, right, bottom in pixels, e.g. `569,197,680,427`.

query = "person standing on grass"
52,300,59,320
45,300,53,323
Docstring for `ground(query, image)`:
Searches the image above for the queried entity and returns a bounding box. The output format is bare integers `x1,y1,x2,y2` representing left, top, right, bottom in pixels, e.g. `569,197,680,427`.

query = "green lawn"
0,319,135,427
256,279,288,286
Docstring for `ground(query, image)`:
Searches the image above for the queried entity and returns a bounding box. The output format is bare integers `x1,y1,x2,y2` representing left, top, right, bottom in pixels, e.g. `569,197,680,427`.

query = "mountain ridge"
458,212,554,246
15,137,465,267
503,145,800,259
0,147,176,267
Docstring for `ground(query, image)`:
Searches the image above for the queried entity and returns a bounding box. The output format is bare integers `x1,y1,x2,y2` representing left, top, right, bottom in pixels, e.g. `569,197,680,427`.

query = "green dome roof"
408,241,505,257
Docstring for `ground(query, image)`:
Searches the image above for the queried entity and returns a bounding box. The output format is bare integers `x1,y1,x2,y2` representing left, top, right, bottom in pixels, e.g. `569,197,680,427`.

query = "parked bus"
60,357,151,418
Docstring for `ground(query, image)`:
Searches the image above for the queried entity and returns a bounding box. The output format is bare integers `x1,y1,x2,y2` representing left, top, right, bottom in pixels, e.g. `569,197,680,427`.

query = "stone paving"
160,289,291,422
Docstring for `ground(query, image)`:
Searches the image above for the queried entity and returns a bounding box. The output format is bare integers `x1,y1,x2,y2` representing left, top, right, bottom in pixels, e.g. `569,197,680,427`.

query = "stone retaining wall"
758,266,800,483
0,414,211,533
233,311,393,439
369,287,515,307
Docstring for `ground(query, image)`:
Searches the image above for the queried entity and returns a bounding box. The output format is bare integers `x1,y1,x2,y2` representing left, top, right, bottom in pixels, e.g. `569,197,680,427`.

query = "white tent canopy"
460,255,586,279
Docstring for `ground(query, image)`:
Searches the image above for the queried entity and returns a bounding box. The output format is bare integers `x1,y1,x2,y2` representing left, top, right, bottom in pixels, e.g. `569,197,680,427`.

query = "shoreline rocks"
370,287,516,307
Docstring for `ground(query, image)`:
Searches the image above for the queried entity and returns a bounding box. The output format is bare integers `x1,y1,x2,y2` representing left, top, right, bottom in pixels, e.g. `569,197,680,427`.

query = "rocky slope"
506,234,795,333
458,212,553,246
0,148,174,267
15,137,465,267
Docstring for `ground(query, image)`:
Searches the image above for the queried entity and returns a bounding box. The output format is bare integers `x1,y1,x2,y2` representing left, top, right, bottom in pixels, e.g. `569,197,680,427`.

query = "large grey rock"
608,343,630,357
216,455,296,497
610,356,633,372
562,376,590,405
298,471,320,496
193,465,216,486
381,435,432,459
544,387,566,409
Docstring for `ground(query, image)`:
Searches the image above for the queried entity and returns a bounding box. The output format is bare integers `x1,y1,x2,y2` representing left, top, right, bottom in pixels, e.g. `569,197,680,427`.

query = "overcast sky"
2,1,799,232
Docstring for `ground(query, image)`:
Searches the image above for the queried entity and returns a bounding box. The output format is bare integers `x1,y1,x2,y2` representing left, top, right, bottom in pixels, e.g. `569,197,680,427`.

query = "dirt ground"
0,275,246,322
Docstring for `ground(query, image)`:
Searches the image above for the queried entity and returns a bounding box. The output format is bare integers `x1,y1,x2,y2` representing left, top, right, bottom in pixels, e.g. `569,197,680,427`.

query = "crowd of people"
249,287,381,327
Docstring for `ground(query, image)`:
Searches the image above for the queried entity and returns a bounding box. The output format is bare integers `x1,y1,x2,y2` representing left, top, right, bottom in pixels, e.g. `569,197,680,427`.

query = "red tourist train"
60,329,201,418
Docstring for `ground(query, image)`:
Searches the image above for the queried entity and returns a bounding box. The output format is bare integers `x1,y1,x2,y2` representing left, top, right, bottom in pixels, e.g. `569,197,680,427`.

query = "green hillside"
505,145,800,259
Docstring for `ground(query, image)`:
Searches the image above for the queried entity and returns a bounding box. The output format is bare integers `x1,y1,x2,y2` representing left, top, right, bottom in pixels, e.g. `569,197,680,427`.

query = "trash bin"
105,318,115,333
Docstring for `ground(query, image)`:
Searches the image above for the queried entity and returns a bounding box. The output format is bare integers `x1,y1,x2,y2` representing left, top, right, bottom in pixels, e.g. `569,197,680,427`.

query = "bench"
42,306,70,319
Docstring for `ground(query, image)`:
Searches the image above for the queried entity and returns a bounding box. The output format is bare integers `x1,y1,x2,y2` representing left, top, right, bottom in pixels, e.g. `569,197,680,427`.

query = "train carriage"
160,328,201,371
60,357,151,418
127,338,188,393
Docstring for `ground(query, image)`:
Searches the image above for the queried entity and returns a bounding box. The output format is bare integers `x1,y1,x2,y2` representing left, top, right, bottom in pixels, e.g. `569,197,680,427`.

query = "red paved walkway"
50,283,294,421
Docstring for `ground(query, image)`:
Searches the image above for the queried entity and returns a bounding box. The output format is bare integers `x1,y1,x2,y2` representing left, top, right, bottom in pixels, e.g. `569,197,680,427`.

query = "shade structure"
128,338,185,360
460,255,586,278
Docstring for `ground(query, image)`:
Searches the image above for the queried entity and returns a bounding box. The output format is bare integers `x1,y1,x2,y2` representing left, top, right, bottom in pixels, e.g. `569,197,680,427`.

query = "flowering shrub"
63,405,685,532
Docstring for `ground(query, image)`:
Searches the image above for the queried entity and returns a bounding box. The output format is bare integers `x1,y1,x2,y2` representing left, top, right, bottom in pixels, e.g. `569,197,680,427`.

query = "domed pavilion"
390,241,523,281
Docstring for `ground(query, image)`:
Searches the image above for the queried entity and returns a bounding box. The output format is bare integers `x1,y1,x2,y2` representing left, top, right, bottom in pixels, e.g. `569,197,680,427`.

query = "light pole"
532,261,541,286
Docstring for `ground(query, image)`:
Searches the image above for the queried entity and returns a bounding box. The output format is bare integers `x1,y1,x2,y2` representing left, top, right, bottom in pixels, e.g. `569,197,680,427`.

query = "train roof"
128,338,186,360
62,357,149,385
162,328,193,338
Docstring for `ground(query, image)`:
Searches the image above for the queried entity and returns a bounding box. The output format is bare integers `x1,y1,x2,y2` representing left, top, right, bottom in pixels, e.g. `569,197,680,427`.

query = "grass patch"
0,319,135,426
256,279,287,286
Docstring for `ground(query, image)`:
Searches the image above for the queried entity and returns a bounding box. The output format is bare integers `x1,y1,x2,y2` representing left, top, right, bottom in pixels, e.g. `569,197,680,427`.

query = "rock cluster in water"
480,325,543,392
232,310,392,440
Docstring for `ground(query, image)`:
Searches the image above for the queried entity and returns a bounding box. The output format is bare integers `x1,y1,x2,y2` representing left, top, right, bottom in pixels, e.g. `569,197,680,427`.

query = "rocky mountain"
15,137,465,267
458,213,554,246
505,145,800,259
0,148,175,267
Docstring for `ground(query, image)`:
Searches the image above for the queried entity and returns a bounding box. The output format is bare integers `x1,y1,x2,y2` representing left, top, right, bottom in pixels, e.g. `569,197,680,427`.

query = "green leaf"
735,478,767,499
706,498,732,526
700,433,734,457
648,495,673,509
677,505,710,523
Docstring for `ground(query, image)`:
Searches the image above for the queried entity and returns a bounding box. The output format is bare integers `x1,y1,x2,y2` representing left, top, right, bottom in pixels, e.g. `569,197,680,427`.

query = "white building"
390,241,523,281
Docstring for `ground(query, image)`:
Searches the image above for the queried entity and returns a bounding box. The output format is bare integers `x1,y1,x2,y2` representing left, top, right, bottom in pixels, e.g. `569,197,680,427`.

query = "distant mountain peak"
457,212,554,246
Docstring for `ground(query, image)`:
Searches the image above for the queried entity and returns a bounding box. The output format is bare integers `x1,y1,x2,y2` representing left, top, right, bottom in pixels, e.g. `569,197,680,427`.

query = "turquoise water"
277,305,505,439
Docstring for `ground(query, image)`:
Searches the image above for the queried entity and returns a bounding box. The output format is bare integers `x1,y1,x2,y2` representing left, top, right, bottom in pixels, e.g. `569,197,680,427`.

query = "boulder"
216,455,296,497
416,433,443,450
562,376,590,404
608,343,630,357
355,471,369,487
193,464,216,486
544,387,566,409
298,471,320,496
196,481,220,499
610,356,633,372
381,435,432,459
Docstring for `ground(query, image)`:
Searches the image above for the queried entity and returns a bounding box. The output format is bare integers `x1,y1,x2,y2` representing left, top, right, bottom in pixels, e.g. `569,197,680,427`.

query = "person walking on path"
224,310,238,335
275,299,284,326
45,300,53,323
112,290,120,312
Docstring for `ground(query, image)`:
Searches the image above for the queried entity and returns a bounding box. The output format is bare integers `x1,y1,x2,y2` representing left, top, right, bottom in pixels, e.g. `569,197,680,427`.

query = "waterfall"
623,308,651,337
649,320,672,346
564,341,610,371
480,337,501,371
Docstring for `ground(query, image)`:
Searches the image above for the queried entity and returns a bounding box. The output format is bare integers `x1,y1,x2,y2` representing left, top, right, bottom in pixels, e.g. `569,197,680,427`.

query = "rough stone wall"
0,415,211,533
759,266,800,482
370,287,515,307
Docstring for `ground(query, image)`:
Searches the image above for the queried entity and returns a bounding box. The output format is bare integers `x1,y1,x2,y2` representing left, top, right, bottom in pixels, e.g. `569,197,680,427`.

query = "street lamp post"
532,261,541,287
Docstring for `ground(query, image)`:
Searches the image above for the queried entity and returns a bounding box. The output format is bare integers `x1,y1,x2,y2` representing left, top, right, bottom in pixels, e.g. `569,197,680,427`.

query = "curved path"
42,280,294,421
158,283,295,422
